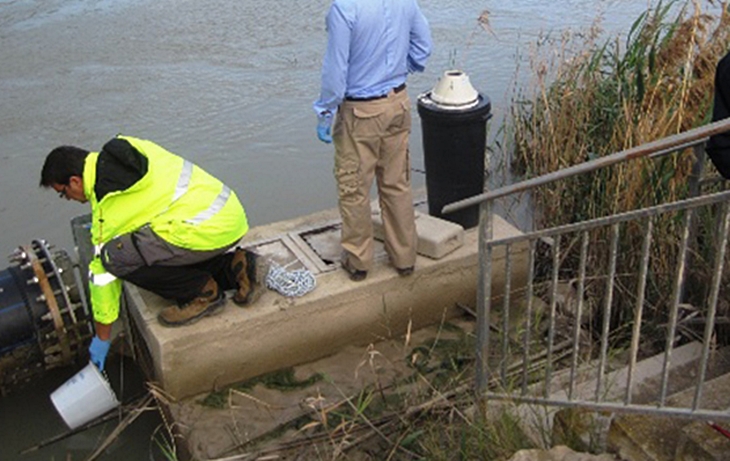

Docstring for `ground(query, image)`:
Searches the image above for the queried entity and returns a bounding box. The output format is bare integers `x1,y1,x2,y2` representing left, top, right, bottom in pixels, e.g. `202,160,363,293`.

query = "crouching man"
40,135,264,371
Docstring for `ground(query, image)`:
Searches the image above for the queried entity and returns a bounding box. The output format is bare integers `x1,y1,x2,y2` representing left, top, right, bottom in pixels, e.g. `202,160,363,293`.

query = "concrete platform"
124,205,528,400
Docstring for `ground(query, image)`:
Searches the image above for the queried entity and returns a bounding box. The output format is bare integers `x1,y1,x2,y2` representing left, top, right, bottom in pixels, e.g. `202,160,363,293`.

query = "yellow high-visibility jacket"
85,135,248,324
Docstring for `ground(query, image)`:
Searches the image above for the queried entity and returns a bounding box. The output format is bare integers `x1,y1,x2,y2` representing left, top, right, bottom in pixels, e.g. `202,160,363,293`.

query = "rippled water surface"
0,0,678,257
0,0,689,458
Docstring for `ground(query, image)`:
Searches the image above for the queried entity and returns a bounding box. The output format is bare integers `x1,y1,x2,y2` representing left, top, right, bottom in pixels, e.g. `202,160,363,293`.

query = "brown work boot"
158,278,225,327
231,248,267,307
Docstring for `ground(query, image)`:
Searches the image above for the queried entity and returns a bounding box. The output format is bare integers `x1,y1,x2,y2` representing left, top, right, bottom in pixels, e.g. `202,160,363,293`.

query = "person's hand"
89,336,111,371
317,111,333,144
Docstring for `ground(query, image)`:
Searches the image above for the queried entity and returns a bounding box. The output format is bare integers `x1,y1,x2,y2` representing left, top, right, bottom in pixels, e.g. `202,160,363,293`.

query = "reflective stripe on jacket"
84,135,249,324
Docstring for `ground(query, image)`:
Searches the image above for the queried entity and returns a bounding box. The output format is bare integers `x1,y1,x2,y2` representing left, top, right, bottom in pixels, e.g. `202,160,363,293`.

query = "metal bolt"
9,254,27,263
26,277,39,285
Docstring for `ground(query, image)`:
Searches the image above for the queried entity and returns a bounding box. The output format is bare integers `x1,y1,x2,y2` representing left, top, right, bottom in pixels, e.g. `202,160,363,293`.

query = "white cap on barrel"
430,70,479,107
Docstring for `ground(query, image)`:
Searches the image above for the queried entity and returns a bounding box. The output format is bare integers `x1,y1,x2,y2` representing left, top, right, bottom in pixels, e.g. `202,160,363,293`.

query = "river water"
0,0,684,459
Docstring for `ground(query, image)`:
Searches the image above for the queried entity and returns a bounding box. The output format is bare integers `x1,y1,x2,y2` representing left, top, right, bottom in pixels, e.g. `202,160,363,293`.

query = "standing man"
40,135,264,371
707,51,730,178
314,0,432,281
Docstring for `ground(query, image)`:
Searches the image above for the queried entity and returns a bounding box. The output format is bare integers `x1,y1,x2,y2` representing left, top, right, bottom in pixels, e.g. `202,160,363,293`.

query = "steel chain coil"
265,262,316,297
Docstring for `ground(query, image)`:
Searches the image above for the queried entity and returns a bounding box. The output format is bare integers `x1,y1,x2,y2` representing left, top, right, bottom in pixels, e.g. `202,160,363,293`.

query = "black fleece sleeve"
95,138,149,201
707,52,730,179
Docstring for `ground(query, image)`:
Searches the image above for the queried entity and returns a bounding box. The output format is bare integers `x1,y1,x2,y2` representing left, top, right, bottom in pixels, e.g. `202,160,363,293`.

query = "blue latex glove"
89,336,111,371
317,111,333,144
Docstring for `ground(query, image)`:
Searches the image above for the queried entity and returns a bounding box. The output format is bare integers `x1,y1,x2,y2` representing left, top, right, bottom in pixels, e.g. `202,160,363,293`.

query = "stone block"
675,420,730,460
373,210,464,260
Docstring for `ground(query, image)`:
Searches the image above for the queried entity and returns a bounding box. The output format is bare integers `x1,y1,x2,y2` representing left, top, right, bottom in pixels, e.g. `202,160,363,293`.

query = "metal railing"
443,118,730,421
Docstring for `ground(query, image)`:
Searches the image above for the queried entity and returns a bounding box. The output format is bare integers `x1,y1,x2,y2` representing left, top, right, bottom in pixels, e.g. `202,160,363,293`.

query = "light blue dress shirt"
313,0,432,116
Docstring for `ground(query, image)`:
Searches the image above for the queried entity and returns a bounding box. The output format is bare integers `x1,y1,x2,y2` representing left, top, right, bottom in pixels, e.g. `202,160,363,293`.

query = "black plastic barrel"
417,93,491,229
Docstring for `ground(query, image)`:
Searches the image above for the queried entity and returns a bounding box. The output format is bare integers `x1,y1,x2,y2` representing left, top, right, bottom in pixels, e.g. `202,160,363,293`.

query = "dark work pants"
101,226,239,305
122,253,238,305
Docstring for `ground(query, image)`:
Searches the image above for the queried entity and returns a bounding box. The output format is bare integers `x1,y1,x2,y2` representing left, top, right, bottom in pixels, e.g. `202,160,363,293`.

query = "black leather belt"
345,83,406,102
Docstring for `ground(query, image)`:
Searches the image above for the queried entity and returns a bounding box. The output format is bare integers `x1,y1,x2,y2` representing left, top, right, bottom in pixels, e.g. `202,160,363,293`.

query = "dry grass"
148,3,730,460
508,0,730,332
513,1,729,216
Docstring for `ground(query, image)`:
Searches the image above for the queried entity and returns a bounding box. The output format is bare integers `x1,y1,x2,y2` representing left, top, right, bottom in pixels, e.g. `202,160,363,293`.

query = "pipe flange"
23,243,72,363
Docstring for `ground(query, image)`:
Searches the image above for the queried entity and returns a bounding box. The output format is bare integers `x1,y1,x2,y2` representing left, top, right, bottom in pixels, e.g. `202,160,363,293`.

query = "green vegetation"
508,0,729,339
200,367,324,409
193,321,545,460
512,1,729,198
151,3,730,459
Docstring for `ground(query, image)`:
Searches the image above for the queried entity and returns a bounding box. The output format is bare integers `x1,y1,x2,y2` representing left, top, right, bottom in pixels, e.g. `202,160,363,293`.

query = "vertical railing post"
660,208,694,406
501,245,512,385
693,202,730,410
688,143,706,199
545,236,560,397
475,200,493,405
596,223,619,401
521,239,536,396
626,217,653,404
569,231,589,400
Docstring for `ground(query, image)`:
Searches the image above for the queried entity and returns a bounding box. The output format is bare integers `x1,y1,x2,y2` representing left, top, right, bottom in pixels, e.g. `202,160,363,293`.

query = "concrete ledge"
512,341,708,448
609,358,730,460
124,208,527,399
676,412,730,460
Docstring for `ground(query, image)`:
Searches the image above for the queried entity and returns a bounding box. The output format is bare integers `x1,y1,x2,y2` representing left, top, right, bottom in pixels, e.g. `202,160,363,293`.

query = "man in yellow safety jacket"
40,135,265,371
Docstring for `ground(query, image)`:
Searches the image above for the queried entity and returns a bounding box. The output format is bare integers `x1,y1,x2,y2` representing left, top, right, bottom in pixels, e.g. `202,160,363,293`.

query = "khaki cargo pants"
332,88,417,271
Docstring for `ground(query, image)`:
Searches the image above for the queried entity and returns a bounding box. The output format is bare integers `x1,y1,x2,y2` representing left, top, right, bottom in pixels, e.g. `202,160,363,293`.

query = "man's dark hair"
39,146,90,187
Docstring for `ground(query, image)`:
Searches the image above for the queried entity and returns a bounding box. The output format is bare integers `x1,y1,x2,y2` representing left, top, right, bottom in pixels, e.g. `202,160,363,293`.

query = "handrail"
460,116,730,424
442,117,730,214
489,189,730,247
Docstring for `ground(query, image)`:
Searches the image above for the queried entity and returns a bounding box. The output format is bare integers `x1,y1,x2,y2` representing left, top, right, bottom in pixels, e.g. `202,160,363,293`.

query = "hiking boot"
231,248,268,307
158,278,225,327
341,253,367,282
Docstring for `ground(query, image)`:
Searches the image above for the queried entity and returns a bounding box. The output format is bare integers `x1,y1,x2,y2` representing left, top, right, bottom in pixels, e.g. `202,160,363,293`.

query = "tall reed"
512,0,729,213
508,0,730,332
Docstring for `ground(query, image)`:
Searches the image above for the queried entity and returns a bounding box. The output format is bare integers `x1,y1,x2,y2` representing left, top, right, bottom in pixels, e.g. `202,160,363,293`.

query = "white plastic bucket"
50,362,120,429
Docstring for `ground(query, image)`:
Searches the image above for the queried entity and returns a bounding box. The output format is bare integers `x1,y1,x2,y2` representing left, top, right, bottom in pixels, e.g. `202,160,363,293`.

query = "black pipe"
0,267,35,353
0,240,93,392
